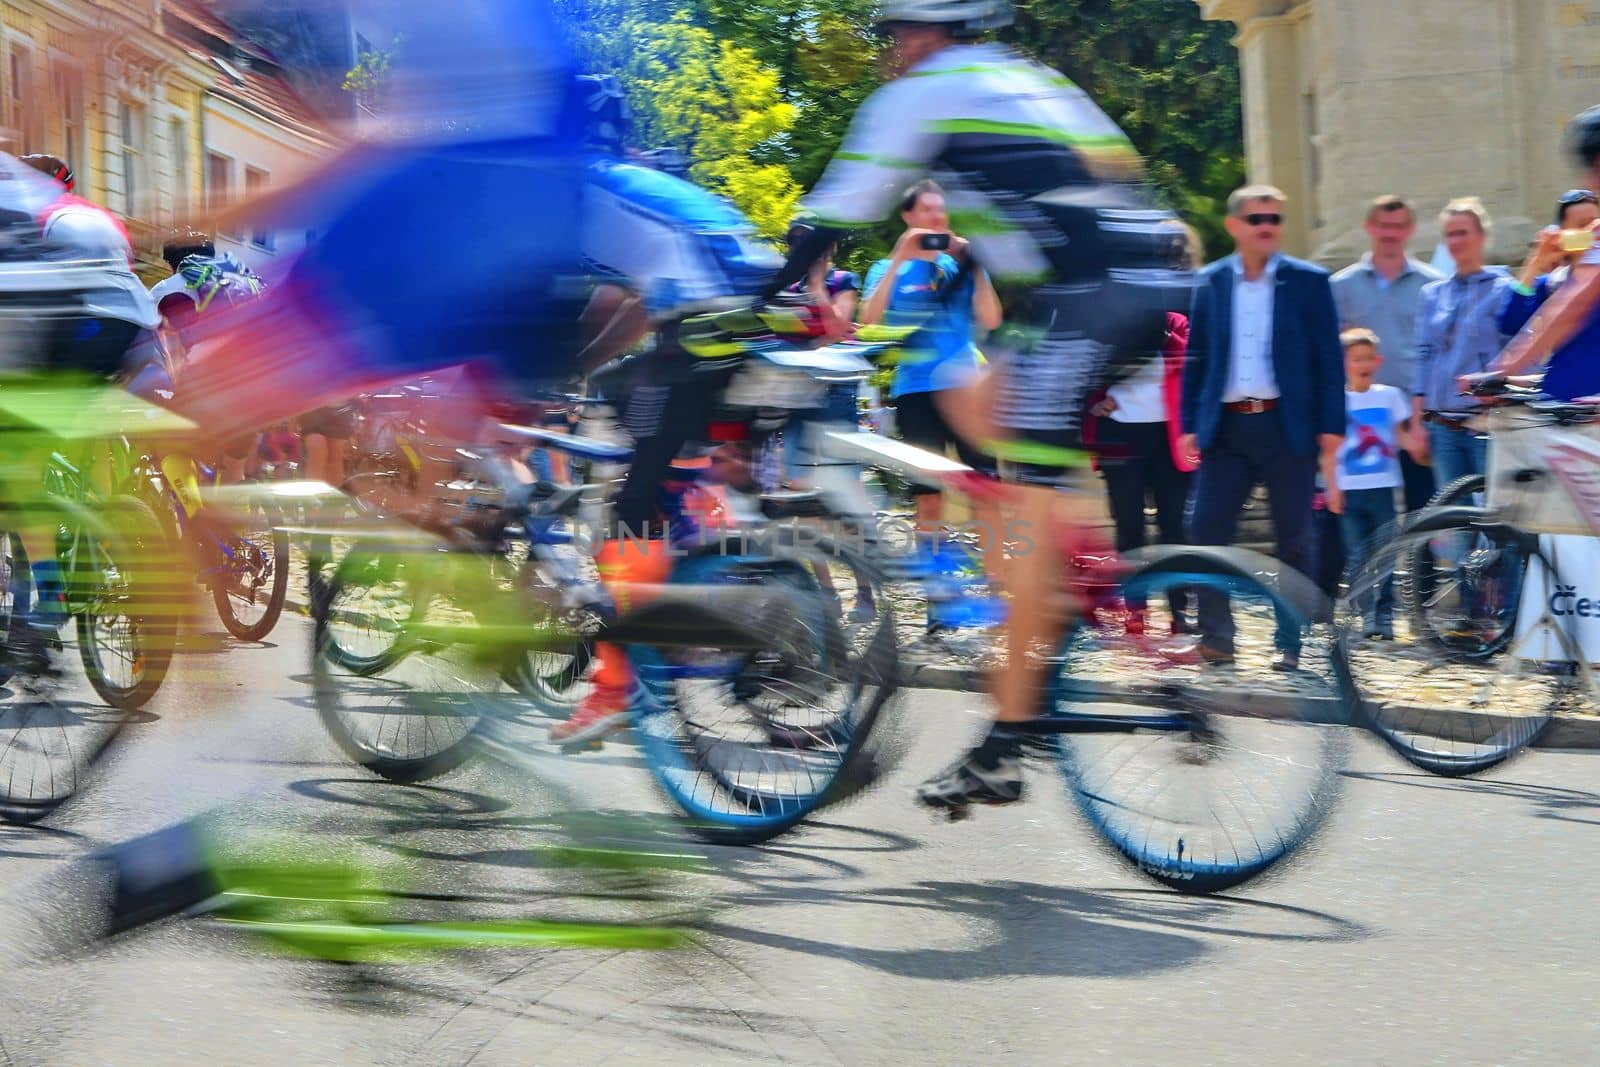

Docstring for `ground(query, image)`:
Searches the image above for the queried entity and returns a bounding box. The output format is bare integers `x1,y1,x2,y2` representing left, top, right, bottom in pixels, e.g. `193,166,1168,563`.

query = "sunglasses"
1240,213,1283,227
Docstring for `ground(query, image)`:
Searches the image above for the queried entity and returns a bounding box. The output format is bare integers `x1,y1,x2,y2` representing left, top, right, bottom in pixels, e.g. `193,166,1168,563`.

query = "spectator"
1180,185,1345,671
861,179,1003,603
1498,189,1599,336
1324,328,1423,640
1489,107,1600,400
1331,195,1441,511
1087,221,1204,636
1412,197,1512,490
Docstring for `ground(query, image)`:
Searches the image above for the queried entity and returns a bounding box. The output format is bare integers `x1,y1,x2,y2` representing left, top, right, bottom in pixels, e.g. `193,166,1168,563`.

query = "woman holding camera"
860,179,1003,634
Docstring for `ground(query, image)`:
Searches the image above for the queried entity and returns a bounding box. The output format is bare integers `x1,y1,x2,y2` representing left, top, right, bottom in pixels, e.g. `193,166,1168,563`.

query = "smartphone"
918,232,951,251
1560,228,1596,253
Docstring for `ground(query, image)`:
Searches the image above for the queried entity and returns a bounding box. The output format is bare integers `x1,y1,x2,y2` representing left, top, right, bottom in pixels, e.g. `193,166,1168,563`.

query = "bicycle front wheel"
211,503,290,642
1051,547,1347,894
1343,515,1570,776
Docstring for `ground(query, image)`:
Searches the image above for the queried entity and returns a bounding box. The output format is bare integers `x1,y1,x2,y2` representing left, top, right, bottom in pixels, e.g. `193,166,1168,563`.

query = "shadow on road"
1344,769,1600,826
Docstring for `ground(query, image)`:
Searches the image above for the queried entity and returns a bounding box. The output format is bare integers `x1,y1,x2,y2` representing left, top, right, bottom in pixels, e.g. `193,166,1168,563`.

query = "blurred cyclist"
550,76,785,747
771,0,1191,813
21,154,160,377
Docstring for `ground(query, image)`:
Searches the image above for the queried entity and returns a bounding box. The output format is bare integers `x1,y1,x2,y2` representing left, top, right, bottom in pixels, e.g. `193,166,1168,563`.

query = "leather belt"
1424,411,1473,429
1223,397,1278,414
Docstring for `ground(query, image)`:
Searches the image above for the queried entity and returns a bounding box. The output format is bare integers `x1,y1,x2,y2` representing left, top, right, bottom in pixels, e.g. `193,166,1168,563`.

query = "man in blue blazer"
1179,185,1346,670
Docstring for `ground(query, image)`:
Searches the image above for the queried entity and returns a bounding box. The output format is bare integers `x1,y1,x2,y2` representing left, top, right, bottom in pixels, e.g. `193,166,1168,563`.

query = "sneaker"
915,724,1027,818
549,683,633,748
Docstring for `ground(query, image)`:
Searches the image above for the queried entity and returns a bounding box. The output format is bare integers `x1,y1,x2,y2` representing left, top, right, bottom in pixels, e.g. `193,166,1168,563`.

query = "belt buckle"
1242,398,1265,414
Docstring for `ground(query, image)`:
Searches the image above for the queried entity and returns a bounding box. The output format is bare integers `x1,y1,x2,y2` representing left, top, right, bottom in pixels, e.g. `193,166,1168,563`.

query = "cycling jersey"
1542,242,1600,400
38,200,159,330
150,253,264,317
801,42,1191,470
582,157,782,323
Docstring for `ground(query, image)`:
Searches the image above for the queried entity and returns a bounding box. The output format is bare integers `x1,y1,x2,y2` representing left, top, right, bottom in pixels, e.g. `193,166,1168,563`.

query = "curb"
284,585,1600,753
901,662,1600,751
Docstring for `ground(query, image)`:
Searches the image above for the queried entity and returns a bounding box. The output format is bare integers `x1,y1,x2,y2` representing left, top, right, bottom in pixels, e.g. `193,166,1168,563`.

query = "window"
245,166,272,250
119,100,146,217
8,44,41,152
169,118,189,212
51,61,84,172
207,151,237,236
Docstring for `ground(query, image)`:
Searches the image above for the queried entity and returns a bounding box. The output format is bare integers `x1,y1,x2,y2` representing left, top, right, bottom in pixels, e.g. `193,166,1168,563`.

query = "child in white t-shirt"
1323,328,1423,637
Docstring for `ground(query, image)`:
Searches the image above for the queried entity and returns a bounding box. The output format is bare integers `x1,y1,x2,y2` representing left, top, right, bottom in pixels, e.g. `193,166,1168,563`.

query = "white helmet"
877,0,1012,36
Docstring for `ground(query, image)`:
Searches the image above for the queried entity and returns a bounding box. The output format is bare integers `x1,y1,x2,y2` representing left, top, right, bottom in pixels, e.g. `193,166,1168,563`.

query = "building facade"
0,0,331,276
1196,0,1600,266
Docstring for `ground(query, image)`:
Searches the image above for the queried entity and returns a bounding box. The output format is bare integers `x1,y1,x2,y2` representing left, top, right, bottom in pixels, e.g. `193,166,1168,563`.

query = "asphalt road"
0,614,1593,1066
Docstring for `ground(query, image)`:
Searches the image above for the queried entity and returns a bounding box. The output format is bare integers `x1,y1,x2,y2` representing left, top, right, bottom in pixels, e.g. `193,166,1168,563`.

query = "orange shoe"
549,682,633,749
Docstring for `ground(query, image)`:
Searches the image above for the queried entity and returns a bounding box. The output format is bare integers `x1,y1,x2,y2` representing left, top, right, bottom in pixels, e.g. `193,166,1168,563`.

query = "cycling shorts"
893,389,995,493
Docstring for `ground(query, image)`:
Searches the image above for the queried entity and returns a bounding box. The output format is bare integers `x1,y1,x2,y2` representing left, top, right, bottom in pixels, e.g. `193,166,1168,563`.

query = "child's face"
1345,344,1382,386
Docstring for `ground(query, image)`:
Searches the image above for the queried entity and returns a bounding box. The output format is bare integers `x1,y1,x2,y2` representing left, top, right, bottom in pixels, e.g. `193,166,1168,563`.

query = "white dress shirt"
1222,253,1280,403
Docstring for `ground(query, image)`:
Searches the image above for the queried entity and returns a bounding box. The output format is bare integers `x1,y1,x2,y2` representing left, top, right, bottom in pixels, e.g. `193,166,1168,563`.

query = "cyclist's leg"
933,383,1004,579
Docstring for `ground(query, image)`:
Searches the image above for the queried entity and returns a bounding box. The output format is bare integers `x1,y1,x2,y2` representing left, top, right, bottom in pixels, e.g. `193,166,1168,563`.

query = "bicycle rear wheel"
1051,547,1346,894
629,537,902,846
75,496,180,711
313,542,519,782
1343,516,1571,776
211,502,290,642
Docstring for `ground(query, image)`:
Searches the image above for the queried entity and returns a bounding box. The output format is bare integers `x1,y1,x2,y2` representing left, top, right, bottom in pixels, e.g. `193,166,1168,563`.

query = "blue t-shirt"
864,255,980,398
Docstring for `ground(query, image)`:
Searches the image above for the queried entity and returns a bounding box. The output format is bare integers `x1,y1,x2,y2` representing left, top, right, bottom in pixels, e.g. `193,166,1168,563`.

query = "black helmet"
162,227,215,272
1569,106,1600,172
786,217,816,252
576,74,629,155
19,153,73,192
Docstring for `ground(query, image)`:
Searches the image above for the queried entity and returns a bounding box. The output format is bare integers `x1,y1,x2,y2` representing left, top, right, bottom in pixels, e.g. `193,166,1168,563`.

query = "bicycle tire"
1052,546,1347,894
312,542,515,783
629,535,902,846
76,495,180,711
212,504,290,642
1345,516,1566,776
1402,474,1493,652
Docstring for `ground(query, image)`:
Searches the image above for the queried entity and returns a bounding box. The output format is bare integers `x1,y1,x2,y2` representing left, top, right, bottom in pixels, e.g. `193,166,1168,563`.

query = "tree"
1004,0,1245,258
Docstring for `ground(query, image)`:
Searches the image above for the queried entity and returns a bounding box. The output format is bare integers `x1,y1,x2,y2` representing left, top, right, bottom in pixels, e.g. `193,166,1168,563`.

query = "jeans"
1099,419,1191,622
1425,420,1488,566
1339,486,1398,633
1186,411,1317,655
1425,420,1488,493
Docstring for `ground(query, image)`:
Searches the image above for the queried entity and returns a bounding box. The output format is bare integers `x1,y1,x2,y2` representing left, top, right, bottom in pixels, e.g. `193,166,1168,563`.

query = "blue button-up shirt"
1413,267,1513,414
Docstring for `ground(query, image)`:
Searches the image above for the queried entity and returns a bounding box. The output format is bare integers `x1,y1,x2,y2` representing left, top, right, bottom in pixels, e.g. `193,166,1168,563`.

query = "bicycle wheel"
1051,547,1347,894
1343,516,1571,776
0,530,20,688
211,503,290,642
75,496,180,711
629,537,902,846
313,542,527,782
1402,474,1489,649
503,543,597,718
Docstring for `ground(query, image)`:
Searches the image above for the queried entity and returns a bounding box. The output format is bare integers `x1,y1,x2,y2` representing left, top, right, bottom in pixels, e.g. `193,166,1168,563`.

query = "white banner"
1513,534,1600,663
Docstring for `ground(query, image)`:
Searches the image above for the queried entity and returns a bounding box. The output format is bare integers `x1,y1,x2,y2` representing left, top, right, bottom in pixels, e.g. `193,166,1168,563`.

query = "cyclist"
549,78,786,747
1485,108,1600,398
21,154,161,377
150,228,264,353
770,0,1191,813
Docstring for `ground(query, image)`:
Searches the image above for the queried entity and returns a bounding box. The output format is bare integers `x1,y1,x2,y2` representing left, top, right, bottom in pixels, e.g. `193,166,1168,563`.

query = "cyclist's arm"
766,81,939,296
576,284,649,373
1494,261,1600,375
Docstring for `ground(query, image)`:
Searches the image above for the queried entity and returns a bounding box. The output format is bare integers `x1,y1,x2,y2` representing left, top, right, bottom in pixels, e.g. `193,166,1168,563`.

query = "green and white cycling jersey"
804,42,1149,287
803,41,1192,465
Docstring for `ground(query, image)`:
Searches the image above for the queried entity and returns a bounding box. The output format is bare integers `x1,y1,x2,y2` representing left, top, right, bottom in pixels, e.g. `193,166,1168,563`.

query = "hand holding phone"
918,232,951,252
1560,228,1597,253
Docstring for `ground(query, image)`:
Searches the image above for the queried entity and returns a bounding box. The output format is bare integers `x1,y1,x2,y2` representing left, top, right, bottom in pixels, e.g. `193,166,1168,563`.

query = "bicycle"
821,430,1347,892
309,338,904,847
1340,382,1597,776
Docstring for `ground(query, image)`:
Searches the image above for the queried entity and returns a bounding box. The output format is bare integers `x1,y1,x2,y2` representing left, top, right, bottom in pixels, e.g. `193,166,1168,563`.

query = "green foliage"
341,34,402,113
560,0,1245,260
1004,0,1245,258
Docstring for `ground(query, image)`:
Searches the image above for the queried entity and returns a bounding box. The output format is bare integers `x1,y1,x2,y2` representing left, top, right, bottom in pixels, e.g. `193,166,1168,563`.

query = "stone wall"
1198,0,1600,267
